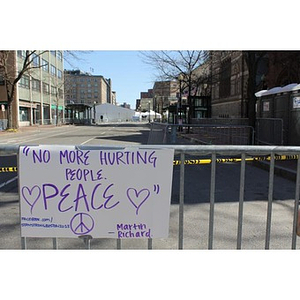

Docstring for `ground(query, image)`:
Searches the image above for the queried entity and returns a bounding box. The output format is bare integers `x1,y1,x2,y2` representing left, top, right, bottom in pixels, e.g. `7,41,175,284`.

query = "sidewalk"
0,124,69,135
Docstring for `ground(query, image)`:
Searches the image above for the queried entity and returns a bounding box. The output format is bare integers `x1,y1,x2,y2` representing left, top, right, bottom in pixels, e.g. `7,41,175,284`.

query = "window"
219,57,231,98
57,51,62,61
43,82,50,94
42,59,49,72
32,54,40,67
51,85,57,95
50,51,56,56
19,75,30,88
50,64,56,76
19,107,29,122
57,69,62,79
32,78,41,91
17,50,26,58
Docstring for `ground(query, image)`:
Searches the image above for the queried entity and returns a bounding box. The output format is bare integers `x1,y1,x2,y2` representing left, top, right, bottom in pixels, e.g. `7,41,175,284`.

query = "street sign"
19,145,174,239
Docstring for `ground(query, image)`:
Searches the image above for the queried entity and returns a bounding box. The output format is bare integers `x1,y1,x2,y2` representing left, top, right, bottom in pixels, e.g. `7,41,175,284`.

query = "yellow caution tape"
0,154,298,171
0,167,18,173
173,154,299,165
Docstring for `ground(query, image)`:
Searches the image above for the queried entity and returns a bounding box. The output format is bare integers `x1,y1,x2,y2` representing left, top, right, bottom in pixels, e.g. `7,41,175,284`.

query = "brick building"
211,51,247,118
64,70,113,106
64,70,114,122
210,51,300,121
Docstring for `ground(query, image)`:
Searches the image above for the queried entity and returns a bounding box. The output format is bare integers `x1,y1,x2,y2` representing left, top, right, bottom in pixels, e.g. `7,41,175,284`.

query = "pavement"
0,124,61,134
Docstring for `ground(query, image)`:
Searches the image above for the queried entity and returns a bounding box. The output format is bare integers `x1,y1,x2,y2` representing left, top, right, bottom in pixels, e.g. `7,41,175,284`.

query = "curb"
253,160,297,182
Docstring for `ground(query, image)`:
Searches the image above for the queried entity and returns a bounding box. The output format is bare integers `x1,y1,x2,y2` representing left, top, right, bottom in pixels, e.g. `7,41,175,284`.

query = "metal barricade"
148,123,254,145
0,144,300,250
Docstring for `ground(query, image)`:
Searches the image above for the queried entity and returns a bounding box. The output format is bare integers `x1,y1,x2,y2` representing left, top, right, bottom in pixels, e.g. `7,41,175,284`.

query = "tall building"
64,70,112,106
64,70,113,122
0,50,64,128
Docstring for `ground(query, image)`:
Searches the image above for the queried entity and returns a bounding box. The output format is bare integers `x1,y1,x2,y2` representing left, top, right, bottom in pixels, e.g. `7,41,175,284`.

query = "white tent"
95,103,135,123
136,110,162,122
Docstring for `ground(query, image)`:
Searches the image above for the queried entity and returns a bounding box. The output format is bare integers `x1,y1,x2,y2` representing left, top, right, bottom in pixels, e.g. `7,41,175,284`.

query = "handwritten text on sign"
19,146,174,238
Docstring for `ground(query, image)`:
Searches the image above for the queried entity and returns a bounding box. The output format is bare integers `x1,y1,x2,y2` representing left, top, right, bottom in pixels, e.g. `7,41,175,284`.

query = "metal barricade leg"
117,238,122,250
21,237,27,250
148,238,152,250
292,157,300,249
178,153,185,249
265,153,275,249
208,153,216,249
237,153,246,249
53,238,58,249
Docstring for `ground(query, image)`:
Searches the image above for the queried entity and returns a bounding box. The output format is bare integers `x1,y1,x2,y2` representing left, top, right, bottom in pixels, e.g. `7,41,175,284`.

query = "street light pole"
148,100,151,123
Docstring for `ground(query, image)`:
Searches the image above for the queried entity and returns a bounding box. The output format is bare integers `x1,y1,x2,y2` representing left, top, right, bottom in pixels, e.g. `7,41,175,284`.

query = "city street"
0,123,299,249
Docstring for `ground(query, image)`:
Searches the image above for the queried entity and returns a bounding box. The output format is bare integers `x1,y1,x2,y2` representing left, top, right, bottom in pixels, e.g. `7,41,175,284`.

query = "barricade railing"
148,123,254,145
0,144,300,250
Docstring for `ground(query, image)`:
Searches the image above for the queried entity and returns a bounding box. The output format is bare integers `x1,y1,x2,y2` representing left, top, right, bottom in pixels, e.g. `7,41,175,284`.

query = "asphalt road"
0,123,299,249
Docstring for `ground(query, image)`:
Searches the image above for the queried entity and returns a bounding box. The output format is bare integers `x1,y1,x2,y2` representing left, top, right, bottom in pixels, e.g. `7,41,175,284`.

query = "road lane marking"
0,176,18,189
80,137,95,145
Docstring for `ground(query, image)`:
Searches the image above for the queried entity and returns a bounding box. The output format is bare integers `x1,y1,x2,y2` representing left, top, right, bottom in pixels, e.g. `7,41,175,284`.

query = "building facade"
210,51,247,118
64,70,113,123
0,50,64,128
210,51,300,121
152,80,178,113
64,70,112,106
64,70,114,123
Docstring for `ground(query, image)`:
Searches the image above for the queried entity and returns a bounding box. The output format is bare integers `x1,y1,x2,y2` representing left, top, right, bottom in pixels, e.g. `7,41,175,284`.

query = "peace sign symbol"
70,213,95,235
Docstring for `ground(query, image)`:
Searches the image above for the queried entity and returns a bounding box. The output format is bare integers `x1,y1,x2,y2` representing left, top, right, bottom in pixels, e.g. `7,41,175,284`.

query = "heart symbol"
22,185,41,214
126,188,150,215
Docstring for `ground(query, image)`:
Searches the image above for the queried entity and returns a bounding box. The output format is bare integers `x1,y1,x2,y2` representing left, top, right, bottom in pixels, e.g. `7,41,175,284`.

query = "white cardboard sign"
19,146,174,239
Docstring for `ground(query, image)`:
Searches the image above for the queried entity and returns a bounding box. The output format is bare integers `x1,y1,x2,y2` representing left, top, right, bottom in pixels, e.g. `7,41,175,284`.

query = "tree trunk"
247,72,256,128
7,101,12,129
245,52,257,129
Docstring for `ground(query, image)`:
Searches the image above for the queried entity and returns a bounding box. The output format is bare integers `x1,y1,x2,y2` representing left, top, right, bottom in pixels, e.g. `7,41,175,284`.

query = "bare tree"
141,50,209,124
0,50,48,129
0,50,88,129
